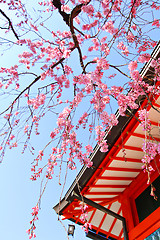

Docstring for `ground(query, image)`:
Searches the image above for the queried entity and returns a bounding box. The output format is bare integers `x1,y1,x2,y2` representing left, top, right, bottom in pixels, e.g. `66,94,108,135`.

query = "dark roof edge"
53,41,160,215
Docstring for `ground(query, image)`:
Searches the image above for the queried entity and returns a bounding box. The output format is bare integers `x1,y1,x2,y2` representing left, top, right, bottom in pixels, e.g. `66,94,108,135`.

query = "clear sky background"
0,145,89,240
0,2,89,239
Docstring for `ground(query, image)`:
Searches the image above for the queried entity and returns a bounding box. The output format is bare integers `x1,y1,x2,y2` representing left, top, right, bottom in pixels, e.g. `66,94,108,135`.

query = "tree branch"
0,57,65,116
0,9,19,40
51,0,70,25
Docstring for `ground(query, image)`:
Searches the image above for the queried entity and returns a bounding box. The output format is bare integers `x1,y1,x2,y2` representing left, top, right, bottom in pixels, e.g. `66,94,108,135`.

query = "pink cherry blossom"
138,53,151,63
128,61,138,71
138,109,151,131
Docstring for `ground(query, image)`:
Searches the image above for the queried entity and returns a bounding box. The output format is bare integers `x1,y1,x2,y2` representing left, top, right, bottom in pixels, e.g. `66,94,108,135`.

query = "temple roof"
53,42,160,239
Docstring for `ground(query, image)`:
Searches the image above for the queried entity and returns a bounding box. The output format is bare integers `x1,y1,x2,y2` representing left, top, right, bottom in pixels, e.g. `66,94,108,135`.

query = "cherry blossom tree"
0,0,160,238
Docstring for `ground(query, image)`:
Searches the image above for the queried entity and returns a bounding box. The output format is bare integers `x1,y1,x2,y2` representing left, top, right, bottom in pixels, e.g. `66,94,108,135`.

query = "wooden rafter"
123,145,143,152
118,229,123,239
87,197,118,201
97,176,135,181
107,167,141,172
85,192,122,196
95,203,112,234
131,132,160,142
106,207,122,238
96,212,108,234
153,102,160,108
90,184,128,188
113,156,142,163
150,120,160,127
88,209,96,223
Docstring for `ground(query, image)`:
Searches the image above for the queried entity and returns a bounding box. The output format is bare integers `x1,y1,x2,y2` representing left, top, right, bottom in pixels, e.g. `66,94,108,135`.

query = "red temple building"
54,43,160,240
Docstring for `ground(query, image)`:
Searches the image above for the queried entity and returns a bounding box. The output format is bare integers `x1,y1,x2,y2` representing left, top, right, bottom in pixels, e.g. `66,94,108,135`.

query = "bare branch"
0,9,19,40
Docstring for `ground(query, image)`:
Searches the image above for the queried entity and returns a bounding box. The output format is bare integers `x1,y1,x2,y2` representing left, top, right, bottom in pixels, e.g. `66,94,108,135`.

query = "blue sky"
0,2,89,239
0,145,89,240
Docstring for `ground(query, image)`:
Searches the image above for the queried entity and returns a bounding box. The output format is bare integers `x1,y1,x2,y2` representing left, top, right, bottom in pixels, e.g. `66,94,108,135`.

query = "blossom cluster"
26,205,39,239
141,141,160,183
27,94,46,109
80,203,92,233
117,42,129,56
0,65,19,89
138,109,151,131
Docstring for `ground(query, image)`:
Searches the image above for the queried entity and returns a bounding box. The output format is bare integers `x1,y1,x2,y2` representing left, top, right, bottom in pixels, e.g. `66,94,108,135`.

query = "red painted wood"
106,207,122,238
85,191,121,196
120,196,135,232
75,214,81,223
87,197,118,202
96,196,119,206
107,167,141,172
129,207,160,240
118,229,123,239
123,145,143,152
61,94,160,240
96,213,107,234
96,203,112,234
107,208,121,238
116,156,160,231
132,132,160,142
150,120,160,126
81,94,160,196
97,176,135,181
130,196,139,226
81,113,139,194
88,209,96,223
136,221,160,240
90,184,128,188
81,93,160,196
113,156,142,163
153,102,160,108
123,155,160,200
